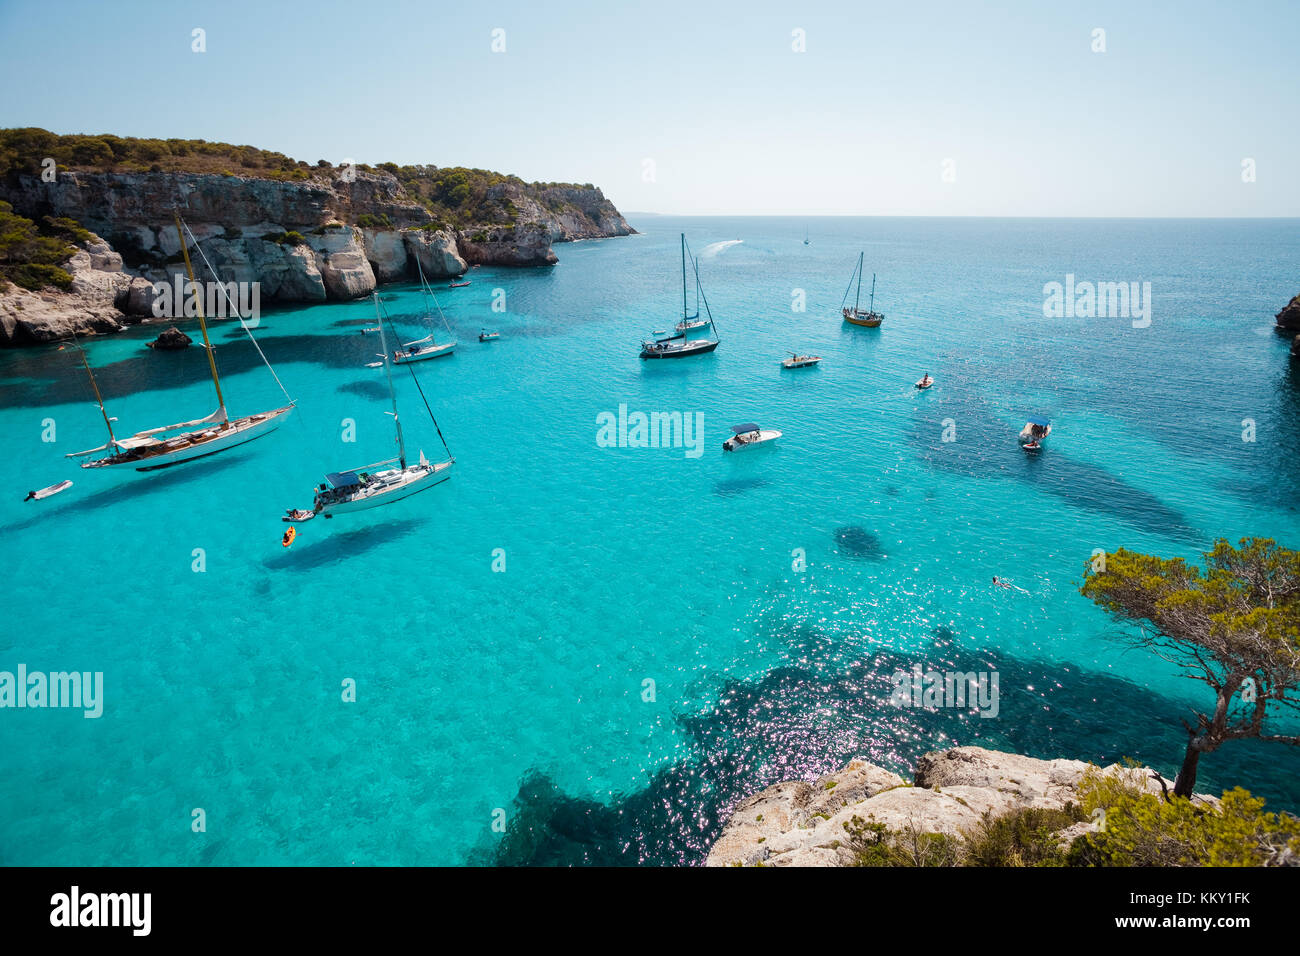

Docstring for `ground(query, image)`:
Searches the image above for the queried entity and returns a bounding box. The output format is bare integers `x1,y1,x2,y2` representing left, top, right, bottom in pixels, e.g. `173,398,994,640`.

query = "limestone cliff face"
705,746,1214,867
402,229,468,279
456,222,557,267
0,166,631,344
0,231,150,345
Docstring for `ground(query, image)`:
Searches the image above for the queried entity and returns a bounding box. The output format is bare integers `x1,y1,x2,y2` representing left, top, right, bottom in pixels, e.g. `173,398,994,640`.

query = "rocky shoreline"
705,745,1214,867
0,168,633,346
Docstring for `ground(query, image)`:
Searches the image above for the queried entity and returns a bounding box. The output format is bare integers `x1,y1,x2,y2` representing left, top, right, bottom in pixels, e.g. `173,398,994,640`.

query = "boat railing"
334,456,402,475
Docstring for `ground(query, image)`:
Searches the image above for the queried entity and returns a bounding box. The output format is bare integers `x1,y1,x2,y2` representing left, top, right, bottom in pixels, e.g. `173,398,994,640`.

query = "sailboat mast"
173,214,228,423
374,293,407,469
75,338,116,446
855,252,863,311
681,233,688,321
869,273,876,312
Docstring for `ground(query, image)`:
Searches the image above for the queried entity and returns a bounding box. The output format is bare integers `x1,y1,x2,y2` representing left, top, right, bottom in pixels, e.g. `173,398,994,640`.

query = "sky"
0,0,1295,217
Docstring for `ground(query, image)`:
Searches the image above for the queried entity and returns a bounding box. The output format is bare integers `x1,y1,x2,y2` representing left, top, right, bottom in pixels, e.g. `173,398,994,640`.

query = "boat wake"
697,239,743,259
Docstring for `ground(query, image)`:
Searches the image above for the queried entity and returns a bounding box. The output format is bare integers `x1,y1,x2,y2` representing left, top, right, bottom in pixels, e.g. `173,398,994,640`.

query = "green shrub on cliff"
962,804,1085,866
7,263,72,291
0,128,299,179
357,213,393,229
1069,767,1300,866
260,230,309,247
843,817,961,867
0,201,78,291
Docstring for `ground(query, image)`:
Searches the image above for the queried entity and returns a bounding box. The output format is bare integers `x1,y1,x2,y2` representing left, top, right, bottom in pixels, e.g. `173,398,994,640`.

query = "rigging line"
179,216,296,408
841,258,858,310
689,247,717,333
379,292,453,461
404,362,453,461
413,243,456,339
426,285,455,339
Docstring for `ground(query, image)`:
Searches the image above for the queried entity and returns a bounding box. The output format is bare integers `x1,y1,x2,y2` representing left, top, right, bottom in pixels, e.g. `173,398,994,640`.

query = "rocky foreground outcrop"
1276,293,1300,334
0,231,155,344
705,746,1211,867
0,167,632,345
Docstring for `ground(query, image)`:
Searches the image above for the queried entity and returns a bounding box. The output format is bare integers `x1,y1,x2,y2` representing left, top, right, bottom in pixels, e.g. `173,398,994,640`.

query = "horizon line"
622,212,1300,220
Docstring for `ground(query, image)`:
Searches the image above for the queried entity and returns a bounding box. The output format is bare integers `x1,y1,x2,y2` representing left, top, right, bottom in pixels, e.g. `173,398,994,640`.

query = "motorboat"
723,423,782,451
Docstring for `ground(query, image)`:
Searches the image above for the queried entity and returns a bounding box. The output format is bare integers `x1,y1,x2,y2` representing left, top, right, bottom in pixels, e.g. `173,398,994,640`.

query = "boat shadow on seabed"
260,516,429,571
5,452,254,536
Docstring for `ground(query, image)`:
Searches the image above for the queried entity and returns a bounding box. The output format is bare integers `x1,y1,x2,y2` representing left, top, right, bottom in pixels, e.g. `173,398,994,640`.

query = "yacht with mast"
66,214,294,472
369,253,456,366
640,234,720,359
841,252,884,327
286,293,454,521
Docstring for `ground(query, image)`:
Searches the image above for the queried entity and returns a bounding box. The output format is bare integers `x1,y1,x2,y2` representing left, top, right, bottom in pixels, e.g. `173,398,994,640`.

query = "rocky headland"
705,745,1217,867
1276,293,1300,358
0,129,634,345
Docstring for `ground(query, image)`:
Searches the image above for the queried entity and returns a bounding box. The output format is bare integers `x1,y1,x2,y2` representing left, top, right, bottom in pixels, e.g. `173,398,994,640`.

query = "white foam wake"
697,239,743,259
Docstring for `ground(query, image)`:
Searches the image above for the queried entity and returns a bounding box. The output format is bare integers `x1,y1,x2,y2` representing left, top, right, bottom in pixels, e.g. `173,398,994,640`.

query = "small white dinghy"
915,374,934,389
24,479,73,501
723,423,782,451
782,352,821,369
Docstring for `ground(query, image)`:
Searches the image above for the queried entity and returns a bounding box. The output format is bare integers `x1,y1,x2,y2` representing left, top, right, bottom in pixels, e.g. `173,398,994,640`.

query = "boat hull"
82,405,293,471
317,461,453,516
723,429,782,451
641,339,719,359
393,343,455,364
843,312,884,327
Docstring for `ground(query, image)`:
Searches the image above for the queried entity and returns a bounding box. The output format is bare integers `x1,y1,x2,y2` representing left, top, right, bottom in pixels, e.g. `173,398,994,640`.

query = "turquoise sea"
2,216,1299,866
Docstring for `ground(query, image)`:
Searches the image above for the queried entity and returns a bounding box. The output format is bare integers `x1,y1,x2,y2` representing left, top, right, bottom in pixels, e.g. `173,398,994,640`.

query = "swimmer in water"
992,576,1011,589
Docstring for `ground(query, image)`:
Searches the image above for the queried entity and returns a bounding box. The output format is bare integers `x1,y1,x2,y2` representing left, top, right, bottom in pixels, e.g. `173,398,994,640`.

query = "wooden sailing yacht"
287,293,453,521
67,215,294,472
640,234,720,359
841,252,884,327
372,252,456,365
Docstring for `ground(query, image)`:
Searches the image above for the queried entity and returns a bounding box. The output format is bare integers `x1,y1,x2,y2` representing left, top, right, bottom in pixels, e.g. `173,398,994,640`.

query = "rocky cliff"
705,746,1217,867
0,135,633,345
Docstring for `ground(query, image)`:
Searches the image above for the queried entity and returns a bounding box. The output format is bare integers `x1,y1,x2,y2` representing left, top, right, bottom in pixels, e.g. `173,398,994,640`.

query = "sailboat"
286,293,454,521
841,252,884,327
803,227,810,246
372,252,456,366
67,215,294,472
640,235,720,359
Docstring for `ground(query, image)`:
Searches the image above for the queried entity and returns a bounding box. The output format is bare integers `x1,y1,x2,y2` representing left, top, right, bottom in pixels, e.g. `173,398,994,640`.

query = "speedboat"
782,352,821,369
723,423,782,451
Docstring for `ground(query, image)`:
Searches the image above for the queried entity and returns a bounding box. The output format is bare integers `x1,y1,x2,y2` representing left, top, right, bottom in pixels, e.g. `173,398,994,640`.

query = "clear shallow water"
2,216,1299,866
